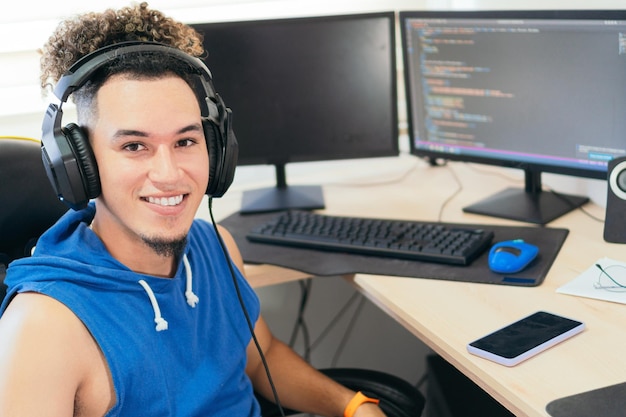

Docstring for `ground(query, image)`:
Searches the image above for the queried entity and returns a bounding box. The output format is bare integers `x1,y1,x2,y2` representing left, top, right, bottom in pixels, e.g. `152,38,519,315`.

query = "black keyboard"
246,210,494,266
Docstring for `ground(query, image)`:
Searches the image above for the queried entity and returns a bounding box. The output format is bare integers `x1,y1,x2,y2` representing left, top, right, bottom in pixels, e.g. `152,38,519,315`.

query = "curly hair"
39,2,205,92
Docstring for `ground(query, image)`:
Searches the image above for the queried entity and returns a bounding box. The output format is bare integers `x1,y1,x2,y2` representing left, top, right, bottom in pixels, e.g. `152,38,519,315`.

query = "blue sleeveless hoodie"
0,203,262,416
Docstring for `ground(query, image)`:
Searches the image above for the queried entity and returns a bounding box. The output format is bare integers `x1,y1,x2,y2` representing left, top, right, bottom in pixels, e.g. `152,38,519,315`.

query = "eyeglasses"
594,263,626,292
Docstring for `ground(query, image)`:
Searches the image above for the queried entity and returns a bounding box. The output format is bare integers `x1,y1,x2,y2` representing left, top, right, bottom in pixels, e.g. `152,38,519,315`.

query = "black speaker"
41,41,238,210
604,156,626,243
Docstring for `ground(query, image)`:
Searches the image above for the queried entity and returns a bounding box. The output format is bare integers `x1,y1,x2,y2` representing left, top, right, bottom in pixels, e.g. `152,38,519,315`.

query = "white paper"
556,257,626,305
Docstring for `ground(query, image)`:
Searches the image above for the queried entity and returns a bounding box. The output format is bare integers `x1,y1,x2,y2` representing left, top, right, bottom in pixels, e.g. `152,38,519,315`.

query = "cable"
309,290,362,352
462,162,525,183
287,281,369,365
326,158,421,188
331,294,366,367
444,159,604,213
415,372,428,391
208,197,285,417
463,161,605,222
288,278,312,361
575,204,604,223
545,187,605,223
438,164,463,222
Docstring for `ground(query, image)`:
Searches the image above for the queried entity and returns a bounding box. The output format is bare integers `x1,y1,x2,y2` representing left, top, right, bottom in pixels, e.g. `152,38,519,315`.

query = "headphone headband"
53,42,219,119
55,42,211,97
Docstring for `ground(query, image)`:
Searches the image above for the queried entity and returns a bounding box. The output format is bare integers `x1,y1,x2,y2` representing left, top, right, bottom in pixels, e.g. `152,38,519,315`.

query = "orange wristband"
344,391,380,417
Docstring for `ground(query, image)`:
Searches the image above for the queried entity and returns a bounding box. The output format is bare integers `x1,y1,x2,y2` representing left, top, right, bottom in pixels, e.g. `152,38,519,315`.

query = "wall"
0,0,436,134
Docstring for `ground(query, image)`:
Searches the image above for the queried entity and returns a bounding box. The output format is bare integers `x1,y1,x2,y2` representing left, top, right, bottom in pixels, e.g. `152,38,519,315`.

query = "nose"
148,146,183,186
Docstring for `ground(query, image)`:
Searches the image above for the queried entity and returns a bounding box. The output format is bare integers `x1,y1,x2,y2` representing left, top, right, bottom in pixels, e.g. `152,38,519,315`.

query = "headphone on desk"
41,41,238,210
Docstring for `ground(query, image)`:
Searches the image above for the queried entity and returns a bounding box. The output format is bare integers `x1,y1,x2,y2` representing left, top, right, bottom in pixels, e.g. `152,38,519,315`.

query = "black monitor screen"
400,10,626,224
192,12,398,213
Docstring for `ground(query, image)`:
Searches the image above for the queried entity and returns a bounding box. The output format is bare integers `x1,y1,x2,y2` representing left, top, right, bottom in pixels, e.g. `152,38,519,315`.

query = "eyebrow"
112,123,204,141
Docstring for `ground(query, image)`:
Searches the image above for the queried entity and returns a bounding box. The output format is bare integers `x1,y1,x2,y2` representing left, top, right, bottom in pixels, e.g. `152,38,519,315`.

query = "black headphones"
41,41,238,210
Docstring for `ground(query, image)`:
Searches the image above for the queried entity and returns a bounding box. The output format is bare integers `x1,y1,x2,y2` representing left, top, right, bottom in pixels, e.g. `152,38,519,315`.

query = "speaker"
604,156,626,243
41,41,238,210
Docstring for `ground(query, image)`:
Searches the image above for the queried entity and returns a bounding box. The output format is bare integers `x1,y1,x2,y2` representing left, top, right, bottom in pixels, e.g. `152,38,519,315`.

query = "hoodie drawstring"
138,279,169,332
183,255,199,308
138,254,198,332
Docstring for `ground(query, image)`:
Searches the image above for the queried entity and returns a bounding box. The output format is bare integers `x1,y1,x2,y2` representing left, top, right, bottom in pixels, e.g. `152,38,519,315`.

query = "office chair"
0,137,425,417
0,136,69,302
256,367,425,417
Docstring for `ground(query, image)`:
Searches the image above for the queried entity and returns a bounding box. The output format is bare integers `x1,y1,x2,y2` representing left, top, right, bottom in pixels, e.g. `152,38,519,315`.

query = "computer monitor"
400,10,626,224
192,12,398,213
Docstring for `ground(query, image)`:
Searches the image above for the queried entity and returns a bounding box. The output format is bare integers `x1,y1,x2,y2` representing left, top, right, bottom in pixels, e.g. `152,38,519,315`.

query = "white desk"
212,155,623,416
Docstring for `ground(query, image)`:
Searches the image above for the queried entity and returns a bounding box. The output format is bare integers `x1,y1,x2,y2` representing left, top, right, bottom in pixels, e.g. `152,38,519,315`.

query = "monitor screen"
192,12,398,213
400,10,626,224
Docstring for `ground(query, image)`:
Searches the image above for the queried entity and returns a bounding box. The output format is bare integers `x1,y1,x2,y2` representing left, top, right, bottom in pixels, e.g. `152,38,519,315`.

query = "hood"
0,202,198,331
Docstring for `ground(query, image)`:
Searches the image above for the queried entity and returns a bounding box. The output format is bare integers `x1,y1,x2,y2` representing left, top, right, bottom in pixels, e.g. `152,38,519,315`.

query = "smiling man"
0,3,386,417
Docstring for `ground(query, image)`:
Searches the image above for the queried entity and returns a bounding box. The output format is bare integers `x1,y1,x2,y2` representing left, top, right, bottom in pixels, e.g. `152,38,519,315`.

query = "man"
0,3,385,417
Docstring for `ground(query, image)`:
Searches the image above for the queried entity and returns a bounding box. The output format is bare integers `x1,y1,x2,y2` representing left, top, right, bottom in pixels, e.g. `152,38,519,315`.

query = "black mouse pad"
546,382,626,417
219,211,569,287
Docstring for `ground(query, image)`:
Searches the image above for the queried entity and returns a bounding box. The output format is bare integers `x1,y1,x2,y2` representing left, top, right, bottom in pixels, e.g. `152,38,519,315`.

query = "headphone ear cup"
204,116,237,197
64,123,101,201
205,120,220,196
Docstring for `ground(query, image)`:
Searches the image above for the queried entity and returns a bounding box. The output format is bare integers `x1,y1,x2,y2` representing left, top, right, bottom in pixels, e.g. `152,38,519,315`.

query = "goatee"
141,235,188,258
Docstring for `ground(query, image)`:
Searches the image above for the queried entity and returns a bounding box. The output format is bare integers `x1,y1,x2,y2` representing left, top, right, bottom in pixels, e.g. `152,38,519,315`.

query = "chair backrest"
0,136,68,301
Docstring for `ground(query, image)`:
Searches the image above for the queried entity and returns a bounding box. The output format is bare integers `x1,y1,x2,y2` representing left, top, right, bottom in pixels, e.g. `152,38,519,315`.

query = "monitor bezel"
400,9,626,182
192,11,400,167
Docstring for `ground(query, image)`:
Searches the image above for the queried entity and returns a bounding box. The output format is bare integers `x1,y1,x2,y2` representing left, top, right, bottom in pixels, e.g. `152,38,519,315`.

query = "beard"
141,234,188,259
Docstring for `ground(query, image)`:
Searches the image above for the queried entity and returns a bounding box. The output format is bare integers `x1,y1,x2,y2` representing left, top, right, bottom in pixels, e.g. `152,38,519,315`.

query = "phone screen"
468,311,584,365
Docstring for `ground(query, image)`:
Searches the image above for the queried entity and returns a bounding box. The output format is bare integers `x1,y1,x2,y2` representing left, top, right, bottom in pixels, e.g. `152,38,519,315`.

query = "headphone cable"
208,197,286,417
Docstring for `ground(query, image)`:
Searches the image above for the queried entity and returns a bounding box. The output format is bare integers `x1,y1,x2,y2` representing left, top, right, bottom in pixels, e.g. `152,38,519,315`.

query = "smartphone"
467,311,585,367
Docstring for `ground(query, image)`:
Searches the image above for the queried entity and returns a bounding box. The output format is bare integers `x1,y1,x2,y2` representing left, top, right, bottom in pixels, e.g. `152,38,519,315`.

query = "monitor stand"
240,163,325,214
463,170,589,225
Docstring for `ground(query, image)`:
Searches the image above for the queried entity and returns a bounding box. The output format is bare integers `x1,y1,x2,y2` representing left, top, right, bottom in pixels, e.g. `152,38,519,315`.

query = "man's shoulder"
1,292,83,333
0,292,93,370
0,292,106,415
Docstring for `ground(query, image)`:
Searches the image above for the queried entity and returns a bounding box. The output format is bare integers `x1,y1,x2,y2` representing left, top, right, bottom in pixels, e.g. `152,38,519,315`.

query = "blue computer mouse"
488,239,539,274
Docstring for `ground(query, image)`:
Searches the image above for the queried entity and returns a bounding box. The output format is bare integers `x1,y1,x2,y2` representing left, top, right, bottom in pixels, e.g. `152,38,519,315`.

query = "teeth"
147,195,184,206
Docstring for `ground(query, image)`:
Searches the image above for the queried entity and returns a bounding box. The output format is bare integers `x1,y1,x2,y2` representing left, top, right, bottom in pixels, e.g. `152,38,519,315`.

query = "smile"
146,195,184,207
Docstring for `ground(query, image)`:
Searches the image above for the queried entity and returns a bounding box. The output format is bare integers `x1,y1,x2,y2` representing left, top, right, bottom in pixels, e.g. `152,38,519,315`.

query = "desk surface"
209,155,623,417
